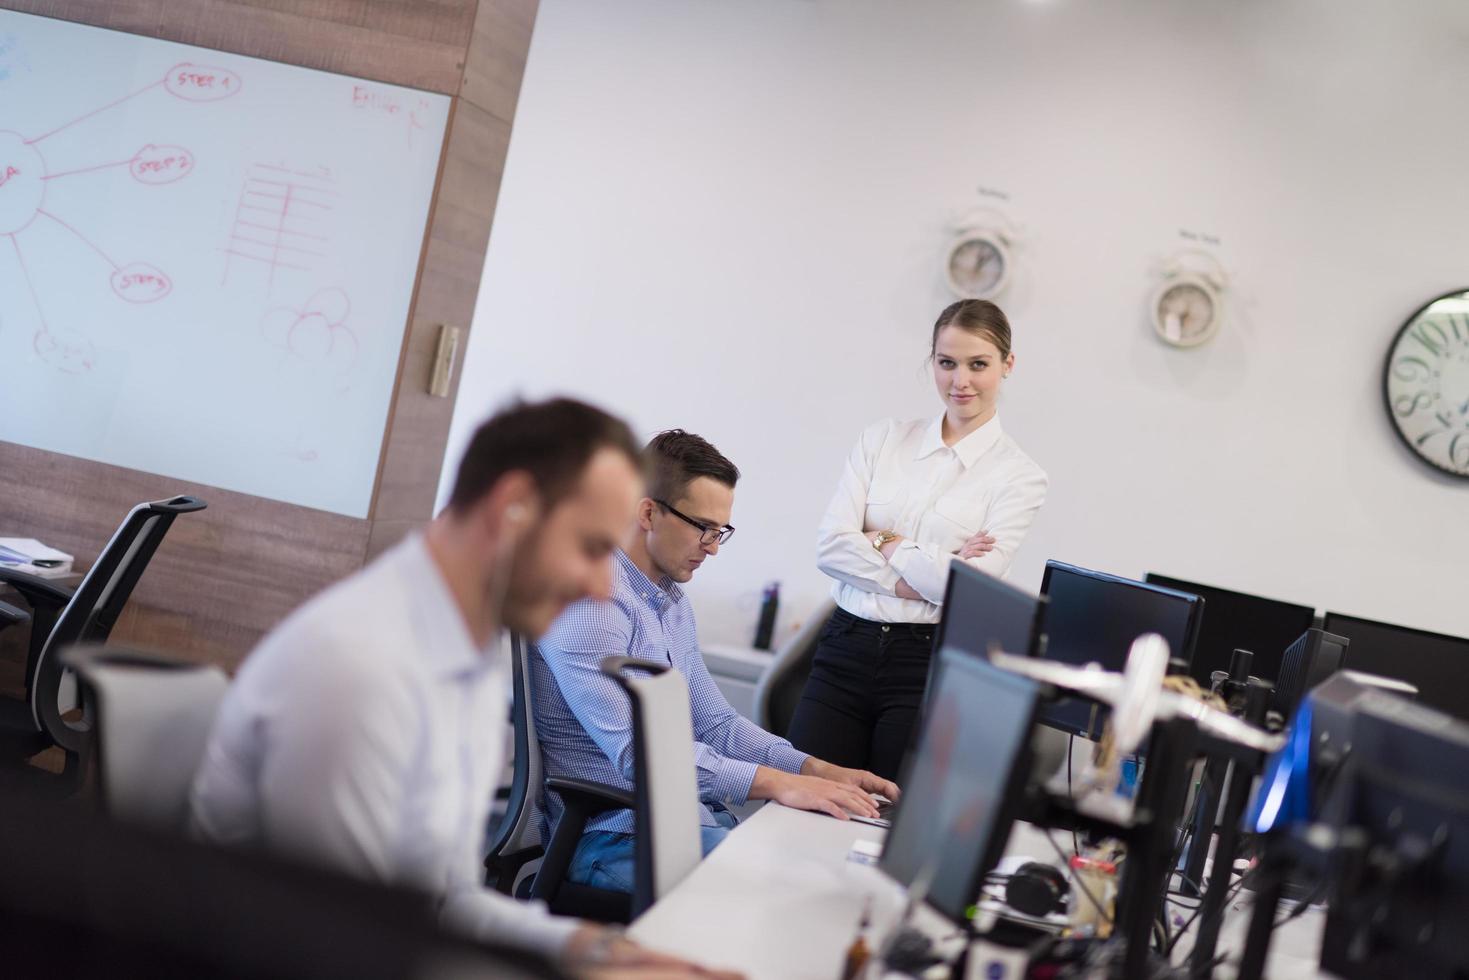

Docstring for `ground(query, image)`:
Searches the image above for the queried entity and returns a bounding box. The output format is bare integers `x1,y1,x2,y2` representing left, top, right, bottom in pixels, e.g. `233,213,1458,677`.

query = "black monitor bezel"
932,560,1046,660
1037,560,1205,738
1143,572,1316,686
900,562,1046,779
1322,610,1469,655
1322,611,1469,718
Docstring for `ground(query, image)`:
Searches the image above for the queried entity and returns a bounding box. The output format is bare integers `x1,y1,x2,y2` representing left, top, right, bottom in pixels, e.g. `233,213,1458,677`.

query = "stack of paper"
0,538,75,579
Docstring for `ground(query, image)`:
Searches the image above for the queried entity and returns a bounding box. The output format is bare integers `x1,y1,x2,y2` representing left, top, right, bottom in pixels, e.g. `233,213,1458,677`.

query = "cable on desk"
1153,910,1170,953
1168,869,1207,903
1066,735,1081,856
1164,861,1261,959
1164,769,1209,886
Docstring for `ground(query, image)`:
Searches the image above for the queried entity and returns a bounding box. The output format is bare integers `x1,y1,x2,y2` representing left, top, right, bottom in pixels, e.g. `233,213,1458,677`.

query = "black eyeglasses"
653,499,735,546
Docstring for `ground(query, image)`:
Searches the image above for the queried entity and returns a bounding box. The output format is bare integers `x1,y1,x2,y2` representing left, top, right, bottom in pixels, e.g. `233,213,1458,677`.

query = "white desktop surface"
629,802,890,979
631,804,1331,979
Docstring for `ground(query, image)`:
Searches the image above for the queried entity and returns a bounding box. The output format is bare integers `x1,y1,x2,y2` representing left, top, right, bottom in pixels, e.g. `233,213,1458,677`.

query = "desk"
630,802,885,979
632,805,1330,979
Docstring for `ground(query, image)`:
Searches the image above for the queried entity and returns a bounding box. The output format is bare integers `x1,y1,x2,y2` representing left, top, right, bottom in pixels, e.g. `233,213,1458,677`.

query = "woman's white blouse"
815,413,1048,625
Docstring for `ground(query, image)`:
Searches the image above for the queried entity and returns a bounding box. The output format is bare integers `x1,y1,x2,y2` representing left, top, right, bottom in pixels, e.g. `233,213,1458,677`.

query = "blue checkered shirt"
531,550,809,836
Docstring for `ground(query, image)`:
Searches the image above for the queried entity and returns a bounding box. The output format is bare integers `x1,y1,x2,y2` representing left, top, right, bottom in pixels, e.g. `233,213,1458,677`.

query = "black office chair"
484,635,633,924
486,634,552,896
752,598,834,738
0,599,28,632
0,495,206,785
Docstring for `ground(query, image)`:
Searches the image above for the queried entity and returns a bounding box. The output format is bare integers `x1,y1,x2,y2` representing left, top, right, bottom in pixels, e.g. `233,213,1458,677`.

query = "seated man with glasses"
532,429,899,894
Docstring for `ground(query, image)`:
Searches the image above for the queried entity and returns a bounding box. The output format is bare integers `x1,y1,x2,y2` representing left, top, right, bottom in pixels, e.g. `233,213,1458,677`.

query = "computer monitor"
904,563,1047,771
1272,628,1349,719
1037,561,1204,738
1318,691,1469,979
1143,573,1316,688
880,647,1040,925
934,561,1046,661
922,561,1044,714
1321,612,1469,721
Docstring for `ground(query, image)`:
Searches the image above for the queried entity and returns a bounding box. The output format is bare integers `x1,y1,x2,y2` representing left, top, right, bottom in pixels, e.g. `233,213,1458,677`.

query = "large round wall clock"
1384,289,1469,478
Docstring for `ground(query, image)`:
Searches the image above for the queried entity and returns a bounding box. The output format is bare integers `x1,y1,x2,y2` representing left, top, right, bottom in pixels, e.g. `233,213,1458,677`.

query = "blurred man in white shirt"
190,398,737,979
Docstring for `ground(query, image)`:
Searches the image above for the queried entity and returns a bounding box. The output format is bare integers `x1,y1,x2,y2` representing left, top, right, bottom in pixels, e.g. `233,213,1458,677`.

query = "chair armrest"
545,775,635,812
531,777,636,903
0,599,29,630
0,568,75,613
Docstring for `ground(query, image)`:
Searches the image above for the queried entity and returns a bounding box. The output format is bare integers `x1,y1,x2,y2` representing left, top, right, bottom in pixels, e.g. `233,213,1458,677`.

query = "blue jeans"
566,806,738,893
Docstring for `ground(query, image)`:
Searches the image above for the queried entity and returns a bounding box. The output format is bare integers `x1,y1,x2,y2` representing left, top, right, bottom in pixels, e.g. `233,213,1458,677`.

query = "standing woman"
788,299,1048,780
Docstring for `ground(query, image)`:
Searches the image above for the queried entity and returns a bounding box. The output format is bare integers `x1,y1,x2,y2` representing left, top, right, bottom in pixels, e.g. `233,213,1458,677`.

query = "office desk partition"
700,643,772,722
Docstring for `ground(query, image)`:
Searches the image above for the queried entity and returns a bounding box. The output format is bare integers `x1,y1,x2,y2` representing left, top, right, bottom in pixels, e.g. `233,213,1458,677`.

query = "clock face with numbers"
1384,290,1469,478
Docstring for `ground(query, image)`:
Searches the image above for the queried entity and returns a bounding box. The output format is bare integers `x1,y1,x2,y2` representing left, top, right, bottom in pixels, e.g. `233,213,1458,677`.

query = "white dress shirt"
815,413,1048,624
188,534,580,957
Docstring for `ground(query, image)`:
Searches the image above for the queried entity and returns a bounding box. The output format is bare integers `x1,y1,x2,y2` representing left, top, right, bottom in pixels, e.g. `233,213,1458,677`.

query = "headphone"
1004,861,1069,918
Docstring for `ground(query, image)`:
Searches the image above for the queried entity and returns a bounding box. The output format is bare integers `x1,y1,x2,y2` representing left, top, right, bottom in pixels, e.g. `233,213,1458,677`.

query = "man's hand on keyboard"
750,766,882,820
800,758,900,804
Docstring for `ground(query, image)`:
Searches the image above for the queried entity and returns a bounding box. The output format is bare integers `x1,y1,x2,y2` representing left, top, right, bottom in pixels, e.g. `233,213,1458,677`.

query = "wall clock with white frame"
1150,249,1227,348
945,209,1016,300
1384,289,1469,479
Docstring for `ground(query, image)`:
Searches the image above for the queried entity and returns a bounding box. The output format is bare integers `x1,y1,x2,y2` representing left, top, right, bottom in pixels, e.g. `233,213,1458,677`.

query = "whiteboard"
0,12,449,517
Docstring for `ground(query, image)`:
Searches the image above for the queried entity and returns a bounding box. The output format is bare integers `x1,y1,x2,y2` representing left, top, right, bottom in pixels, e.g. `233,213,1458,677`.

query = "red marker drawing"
7,60,242,372
129,144,195,185
110,263,174,303
164,63,243,102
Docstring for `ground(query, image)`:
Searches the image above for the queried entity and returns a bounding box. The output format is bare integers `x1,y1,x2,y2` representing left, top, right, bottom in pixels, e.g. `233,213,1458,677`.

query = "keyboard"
847,796,897,827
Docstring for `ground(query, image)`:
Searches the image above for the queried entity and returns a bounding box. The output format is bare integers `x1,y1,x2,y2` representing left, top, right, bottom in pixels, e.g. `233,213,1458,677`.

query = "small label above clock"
1179,229,1222,246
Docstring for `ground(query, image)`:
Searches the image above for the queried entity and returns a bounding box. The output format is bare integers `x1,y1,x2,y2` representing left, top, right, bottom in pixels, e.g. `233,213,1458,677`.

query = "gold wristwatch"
872,529,899,551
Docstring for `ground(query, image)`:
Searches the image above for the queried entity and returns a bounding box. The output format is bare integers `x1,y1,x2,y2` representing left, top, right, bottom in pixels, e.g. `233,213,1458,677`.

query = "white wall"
441,0,1469,649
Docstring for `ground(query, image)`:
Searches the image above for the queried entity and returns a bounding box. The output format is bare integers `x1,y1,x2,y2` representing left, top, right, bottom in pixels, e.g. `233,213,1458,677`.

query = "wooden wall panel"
364,0,533,558
462,0,538,121
368,105,509,537
3,0,475,93
0,442,369,670
0,0,540,671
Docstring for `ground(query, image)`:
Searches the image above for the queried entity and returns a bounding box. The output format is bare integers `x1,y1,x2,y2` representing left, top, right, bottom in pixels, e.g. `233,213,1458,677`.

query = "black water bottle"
753,581,780,650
